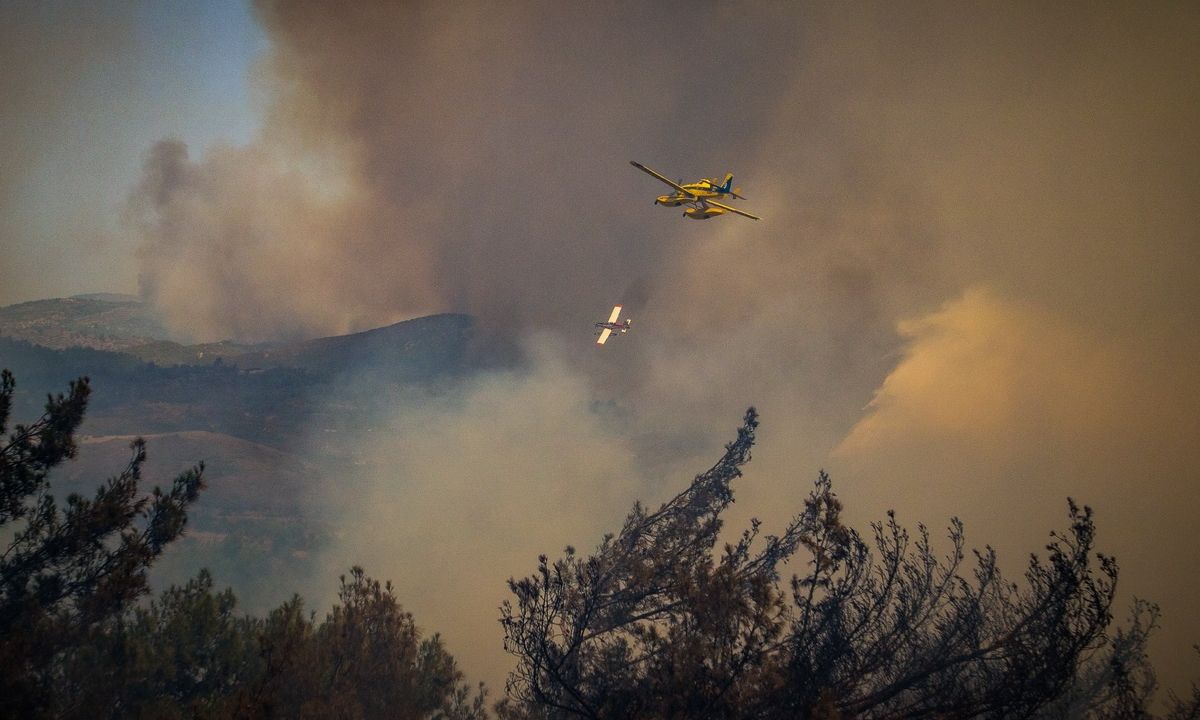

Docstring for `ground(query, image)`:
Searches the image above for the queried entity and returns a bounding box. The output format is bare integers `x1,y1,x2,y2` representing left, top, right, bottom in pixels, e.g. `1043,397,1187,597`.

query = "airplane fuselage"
654,180,733,207
594,321,631,332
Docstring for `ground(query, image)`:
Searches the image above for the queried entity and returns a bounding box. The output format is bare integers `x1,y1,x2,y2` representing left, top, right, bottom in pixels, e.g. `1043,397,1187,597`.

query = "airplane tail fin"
720,173,734,193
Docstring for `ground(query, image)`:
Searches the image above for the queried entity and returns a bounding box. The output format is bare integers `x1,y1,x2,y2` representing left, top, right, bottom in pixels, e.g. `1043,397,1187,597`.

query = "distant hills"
0,293,474,374
233,312,475,379
0,294,169,352
0,294,477,607
0,295,476,461
0,292,473,387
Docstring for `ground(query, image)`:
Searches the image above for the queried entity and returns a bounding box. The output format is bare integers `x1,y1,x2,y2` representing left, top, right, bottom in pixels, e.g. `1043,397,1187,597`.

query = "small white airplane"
630,161,761,221
595,305,632,345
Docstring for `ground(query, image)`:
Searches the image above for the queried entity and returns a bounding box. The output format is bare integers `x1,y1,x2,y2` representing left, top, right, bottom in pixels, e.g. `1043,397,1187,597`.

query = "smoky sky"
0,1,263,307
0,3,133,304
19,0,1200,697
129,2,809,343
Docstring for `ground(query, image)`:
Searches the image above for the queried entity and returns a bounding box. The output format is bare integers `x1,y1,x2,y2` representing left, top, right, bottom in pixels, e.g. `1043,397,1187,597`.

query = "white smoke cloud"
311,335,652,690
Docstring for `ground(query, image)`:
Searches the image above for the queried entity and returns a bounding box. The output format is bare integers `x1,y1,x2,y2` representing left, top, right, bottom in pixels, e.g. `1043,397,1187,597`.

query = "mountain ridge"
0,295,475,372
0,296,480,606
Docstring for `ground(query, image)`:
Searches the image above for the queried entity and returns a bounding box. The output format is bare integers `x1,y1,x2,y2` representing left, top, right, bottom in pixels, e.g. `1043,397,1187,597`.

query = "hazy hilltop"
0,295,477,609
0,294,282,365
0,294,473,373
0,294,169,352
0,296,476,454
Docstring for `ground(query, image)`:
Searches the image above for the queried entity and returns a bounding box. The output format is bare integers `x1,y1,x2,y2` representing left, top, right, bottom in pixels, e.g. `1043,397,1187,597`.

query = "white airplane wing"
597,328,613,345
706,199,761,221
630,161,694,197
607,305,622,324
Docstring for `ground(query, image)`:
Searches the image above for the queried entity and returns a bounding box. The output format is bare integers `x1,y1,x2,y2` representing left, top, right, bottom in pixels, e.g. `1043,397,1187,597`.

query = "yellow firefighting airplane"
630,161,760,221
595,305,631,345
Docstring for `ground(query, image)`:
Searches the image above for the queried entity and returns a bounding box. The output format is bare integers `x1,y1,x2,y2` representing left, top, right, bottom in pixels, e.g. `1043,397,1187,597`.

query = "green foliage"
0,370,204,718
48,566,487,719
58,569,260,718
239,566,487,719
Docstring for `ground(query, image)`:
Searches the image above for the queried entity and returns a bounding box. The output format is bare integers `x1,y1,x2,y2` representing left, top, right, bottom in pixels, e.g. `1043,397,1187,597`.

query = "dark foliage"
232,566,487,719
49,567,486,720
6,371,1197,718
500,408,1200,719
0,370,484,719
58,569,257,718
0,370,204,718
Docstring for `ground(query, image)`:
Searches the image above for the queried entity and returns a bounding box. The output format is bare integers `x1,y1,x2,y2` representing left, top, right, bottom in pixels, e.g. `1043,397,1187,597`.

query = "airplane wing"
597,328,613,345
630,161,694,197
706,199,761,221
607,305,622,324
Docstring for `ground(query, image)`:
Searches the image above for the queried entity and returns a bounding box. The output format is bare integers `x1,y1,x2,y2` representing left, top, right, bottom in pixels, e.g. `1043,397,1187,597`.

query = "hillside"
0,311,474,437
0,301,478,605
235,313,474,376
64,431,316,517
0,294,169,352
0,295,474,375
53,430,335,612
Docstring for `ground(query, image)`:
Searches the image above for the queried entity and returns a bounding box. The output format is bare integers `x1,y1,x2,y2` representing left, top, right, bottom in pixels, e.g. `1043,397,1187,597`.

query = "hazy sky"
0,0,264,305
4,0,1199,699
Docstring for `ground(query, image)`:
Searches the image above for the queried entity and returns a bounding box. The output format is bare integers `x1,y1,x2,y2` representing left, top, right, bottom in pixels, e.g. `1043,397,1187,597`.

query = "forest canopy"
1,374,1196,718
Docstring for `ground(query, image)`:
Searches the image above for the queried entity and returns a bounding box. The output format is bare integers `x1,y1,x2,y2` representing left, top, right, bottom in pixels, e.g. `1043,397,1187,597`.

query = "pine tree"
500,408,1198,718
233,566,488,720
0,370,204,718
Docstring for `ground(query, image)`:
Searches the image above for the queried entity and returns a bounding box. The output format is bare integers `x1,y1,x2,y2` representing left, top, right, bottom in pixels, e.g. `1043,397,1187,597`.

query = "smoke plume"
126,1,1200,696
